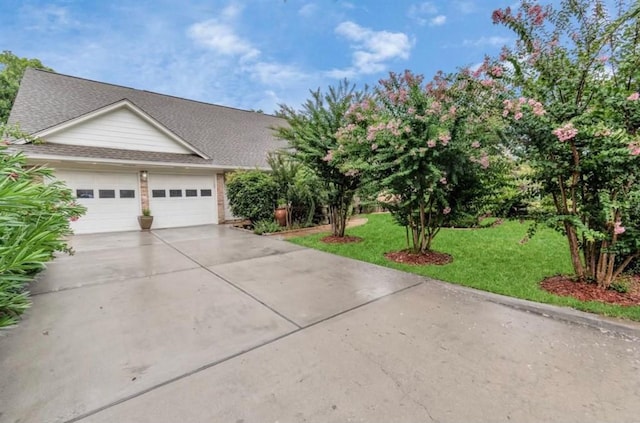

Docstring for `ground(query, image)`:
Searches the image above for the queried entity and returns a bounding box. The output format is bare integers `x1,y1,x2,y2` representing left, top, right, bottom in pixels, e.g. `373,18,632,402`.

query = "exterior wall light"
140,170,148,181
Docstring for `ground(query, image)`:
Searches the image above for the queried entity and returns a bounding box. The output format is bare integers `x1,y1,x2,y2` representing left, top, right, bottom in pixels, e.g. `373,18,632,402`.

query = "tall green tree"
0,51,53,124
493,0,640,288
275,81,365,237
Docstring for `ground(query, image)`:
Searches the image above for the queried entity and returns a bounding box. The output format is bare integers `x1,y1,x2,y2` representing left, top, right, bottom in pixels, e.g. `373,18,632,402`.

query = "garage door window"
185,189,197,197
152,189,166,198
99,189,116,199
169,189,182,197
200,189,212,197
120,189,135,198
76,189,94,199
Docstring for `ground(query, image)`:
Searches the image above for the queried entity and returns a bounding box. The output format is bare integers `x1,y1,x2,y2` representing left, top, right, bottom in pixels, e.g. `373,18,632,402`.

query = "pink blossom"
531,102,546,116
502,109,509,117
438,133,451,145
481,79,494,87
514,112,523,121
471,141,481,148
322,150,334,162
476,153,490,169
627,92,640,101
614,221,626,235
427,140,436,148
442,207,451,215
552,123,578,142
407,107,416,115
491,66,503,77
527,4,547,26
628,142,640,156
70,216,79,222
440,177,447,185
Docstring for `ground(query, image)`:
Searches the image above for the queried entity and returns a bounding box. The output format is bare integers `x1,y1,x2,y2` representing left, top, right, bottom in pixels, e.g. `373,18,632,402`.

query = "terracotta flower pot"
138,215,154,230
274,207,287,227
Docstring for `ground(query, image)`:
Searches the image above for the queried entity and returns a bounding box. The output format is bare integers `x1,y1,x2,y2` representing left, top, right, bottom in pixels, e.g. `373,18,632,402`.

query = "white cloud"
221,2,243,20
409,2,438,15
453,1,476,14
21,4,83,32
429,15,447,26
407,2,438,26
464,36,511,47
333,21,412,76
248,61,310,86
188,20,260,60
298,3,318,17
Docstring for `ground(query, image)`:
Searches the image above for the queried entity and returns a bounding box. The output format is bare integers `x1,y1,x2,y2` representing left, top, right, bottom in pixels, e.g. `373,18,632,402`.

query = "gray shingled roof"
8,68,288,168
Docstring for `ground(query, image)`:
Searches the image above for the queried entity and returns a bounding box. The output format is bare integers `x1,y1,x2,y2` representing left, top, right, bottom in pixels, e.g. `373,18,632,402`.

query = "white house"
8,68,287,234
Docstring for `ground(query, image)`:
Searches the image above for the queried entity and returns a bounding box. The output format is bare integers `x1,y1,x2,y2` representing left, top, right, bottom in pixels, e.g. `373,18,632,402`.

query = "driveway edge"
425,277,640,340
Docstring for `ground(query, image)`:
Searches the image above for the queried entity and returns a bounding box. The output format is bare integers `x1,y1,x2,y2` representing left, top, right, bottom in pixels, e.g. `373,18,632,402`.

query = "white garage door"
148,174,217,228
55,170,140,234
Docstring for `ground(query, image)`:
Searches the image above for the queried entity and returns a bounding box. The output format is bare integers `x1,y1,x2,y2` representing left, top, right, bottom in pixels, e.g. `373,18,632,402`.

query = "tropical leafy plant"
0,124,85,328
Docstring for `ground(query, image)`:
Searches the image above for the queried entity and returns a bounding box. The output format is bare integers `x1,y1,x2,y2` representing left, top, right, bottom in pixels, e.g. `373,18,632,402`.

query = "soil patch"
541,275,640,307
384,250,452,266
321,235,363,244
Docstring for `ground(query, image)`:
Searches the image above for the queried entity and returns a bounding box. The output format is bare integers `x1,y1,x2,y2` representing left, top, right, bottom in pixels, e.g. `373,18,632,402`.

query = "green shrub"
253,219,282,235
1,129,85,328
226,170,277,222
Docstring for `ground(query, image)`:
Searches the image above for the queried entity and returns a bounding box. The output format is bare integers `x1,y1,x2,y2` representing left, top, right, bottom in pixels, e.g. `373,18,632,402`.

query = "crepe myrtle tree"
492,0,640,288
335,70,502,254
275,81,365,237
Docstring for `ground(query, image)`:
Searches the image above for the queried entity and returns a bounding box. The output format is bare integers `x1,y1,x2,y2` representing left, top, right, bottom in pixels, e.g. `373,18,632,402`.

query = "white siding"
45,107,193,154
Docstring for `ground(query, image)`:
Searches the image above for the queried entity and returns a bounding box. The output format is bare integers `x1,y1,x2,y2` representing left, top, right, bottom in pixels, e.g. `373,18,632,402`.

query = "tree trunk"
564,222,585,279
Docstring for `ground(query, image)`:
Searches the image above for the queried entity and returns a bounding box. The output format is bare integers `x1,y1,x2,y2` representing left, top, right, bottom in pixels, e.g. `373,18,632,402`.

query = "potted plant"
274,203,287,227
138,208,153,230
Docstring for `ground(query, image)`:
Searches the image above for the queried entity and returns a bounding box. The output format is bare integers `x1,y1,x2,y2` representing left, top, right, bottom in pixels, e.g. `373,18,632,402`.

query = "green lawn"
289,213,640,321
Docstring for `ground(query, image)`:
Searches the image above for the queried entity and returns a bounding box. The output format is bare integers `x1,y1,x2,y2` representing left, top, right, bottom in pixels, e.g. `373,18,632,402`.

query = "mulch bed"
541,275,640,306
384,250,453,266
321,235,363,244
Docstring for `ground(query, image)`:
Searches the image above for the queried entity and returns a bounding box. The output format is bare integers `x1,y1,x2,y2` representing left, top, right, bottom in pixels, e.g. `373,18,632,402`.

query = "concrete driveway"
1,225,640,423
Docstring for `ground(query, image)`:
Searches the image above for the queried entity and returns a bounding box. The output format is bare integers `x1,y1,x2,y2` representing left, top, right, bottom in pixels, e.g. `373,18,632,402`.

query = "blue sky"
2,1,526,113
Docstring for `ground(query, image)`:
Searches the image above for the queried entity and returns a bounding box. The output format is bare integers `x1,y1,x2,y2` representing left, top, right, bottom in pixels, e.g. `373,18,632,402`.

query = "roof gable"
8,69,289,168
34,100,208,158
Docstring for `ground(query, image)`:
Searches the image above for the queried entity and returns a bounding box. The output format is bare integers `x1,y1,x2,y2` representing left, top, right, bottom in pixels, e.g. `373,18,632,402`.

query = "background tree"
0,51,53,124
275,81,364,237
493,0,640,288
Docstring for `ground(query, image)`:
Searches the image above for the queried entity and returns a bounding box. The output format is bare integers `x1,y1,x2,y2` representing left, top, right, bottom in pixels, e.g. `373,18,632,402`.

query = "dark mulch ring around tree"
541,275,640,307
321,235,363,244
384,250,453,266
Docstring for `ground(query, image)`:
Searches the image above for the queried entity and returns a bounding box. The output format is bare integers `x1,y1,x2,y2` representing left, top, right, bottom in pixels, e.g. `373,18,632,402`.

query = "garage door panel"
149,174,216,229
55,170,140,234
